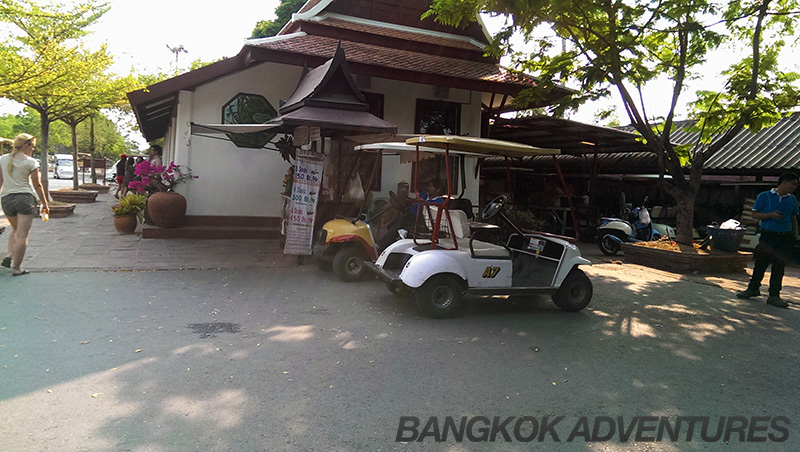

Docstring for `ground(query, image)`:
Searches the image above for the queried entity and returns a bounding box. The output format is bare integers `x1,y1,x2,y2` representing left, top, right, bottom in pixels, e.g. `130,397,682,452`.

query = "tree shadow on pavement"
1,266,798,451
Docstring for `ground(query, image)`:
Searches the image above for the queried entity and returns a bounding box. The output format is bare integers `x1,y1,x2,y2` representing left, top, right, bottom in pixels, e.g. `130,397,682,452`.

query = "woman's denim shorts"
1,193,38,216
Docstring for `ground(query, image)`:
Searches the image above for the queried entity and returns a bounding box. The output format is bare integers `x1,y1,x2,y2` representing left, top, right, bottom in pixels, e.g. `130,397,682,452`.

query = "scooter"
597,198,676,255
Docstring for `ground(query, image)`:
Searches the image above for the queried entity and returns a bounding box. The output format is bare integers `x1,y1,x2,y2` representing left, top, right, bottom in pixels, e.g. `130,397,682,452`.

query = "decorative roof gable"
264,45,396,136
280,44,367,114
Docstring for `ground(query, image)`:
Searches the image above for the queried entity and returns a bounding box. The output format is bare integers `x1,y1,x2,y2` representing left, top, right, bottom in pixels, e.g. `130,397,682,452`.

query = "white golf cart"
365,136,593,318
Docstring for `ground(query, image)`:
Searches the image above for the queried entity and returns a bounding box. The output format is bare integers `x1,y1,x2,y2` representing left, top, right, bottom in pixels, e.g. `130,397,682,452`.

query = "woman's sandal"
12,269,30,276
1,257,11,268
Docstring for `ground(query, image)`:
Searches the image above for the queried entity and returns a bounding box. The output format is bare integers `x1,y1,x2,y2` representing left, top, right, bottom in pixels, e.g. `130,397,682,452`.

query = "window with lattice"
222,93,277,148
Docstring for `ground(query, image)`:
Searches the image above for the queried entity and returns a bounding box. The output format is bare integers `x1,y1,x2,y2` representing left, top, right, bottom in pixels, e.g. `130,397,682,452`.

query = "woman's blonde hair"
9,133,35,177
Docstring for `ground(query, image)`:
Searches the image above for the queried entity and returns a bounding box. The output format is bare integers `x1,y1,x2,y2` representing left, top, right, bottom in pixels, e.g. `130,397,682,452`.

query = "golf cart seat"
423,206,510,258
422,205,471,239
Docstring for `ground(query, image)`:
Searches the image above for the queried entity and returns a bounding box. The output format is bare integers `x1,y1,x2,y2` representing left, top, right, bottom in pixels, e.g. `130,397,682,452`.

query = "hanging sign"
293,126,310,146
309,126,321,142
283,148,324,255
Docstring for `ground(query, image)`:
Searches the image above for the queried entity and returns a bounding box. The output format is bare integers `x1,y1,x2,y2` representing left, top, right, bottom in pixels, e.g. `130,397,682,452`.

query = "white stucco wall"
172,62,304,217
166,61,485,218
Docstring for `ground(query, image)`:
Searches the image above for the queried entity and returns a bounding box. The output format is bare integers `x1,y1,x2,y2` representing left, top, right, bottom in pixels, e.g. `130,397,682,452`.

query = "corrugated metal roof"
632,113,800,174
485,113,800,175
491,116,649,155
482,151,658,175
701,113,800,172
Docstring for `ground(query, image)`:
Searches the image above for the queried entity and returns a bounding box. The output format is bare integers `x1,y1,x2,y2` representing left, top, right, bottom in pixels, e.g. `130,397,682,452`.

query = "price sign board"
283,148,324,255
293,126,310,146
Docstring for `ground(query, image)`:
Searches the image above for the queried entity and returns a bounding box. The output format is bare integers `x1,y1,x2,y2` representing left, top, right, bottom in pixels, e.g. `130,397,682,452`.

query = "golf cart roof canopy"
406,135,560,158
354,141,449,163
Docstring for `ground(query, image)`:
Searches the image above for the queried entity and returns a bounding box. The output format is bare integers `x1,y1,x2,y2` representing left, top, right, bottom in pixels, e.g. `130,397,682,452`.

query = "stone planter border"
51,189,99,203
48,203,76,218
621,242,752,273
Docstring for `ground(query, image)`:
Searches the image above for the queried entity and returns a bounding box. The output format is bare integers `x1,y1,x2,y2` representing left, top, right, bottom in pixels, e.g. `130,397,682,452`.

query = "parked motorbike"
597,198,676,255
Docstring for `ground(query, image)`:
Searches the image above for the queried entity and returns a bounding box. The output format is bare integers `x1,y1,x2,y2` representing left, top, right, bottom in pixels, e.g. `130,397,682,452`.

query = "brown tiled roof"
311,17,484,51
295,0,487,43
298,0,322,14
250,34,538,89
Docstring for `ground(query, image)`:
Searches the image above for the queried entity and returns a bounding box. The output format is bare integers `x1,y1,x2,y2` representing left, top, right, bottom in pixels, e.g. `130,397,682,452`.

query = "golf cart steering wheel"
481,195,507,221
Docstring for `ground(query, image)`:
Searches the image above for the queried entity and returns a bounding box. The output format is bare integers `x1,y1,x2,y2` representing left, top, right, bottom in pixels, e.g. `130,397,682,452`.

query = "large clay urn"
113,215,137,234
147,192,187,228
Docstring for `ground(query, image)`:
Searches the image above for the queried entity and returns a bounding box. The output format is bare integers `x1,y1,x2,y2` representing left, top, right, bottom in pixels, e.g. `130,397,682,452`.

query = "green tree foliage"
0,0,107,92
59,62,139,187
250,0,305,38
0,108,131,158
426,0,800,243
0,0,145,195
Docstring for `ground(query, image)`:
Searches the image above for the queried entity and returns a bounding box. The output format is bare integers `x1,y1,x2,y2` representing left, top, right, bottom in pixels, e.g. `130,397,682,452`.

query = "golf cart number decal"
482,266,501,278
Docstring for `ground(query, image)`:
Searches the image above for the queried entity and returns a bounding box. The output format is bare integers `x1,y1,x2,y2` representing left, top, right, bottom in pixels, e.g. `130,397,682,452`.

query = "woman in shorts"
0,133,49,276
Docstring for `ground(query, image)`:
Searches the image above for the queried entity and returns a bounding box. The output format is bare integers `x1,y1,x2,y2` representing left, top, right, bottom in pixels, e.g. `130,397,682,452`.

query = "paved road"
0,187,798,451
1,264,798,451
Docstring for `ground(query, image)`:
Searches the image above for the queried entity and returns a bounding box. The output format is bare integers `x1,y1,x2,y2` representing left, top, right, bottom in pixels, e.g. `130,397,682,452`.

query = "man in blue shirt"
736,172,799,308
377,178,446,250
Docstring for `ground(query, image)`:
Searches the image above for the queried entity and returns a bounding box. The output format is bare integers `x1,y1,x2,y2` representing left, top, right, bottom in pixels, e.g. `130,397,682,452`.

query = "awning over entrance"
263,106,396,136
189,123,278,135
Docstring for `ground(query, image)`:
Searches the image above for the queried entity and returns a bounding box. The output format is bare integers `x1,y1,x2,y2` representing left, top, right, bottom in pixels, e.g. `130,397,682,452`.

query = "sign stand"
283,147,324,255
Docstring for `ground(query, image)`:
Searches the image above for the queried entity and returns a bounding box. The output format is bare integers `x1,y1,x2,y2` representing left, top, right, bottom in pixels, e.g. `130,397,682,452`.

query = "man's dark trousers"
748,230,795,296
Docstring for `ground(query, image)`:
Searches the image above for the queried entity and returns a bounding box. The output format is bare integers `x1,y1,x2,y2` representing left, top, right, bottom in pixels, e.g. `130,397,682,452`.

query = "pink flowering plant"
128,161,197,195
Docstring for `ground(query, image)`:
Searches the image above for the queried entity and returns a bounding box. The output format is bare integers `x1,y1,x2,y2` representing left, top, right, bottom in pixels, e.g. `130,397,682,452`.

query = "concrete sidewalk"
0,191,296,272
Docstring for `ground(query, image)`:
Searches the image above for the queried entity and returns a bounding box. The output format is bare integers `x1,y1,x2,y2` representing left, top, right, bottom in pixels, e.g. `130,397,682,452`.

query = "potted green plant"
112,193,147,234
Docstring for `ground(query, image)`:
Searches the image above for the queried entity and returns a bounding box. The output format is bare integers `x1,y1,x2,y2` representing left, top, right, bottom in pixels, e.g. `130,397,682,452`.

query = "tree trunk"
658,176,698,245
673,194,696,245
38,112,51,200
71,122,79,190
90,116,97,184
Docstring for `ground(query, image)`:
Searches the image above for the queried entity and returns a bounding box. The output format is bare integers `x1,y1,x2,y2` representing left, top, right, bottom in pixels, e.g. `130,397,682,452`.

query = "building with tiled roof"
127,0,572,237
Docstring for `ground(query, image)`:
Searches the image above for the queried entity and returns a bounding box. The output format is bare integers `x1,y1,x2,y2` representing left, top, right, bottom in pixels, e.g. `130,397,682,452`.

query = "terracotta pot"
114,214,137,234
147,192,187,228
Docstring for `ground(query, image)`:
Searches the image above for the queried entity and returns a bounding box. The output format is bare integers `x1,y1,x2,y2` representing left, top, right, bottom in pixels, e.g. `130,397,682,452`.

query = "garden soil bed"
621,242,752,273
78,183,110,194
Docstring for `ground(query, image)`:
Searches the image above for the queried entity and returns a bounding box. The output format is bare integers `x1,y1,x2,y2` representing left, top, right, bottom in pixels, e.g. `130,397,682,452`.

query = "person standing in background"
121,157,136,198
148,145,163,166
114,154,127,199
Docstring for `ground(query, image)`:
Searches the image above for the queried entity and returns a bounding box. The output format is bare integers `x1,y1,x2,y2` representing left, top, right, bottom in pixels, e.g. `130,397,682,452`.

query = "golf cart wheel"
552,268,593,312
332,247,367,282
599,233,622,256
415,275,465,319
386,281,411,297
